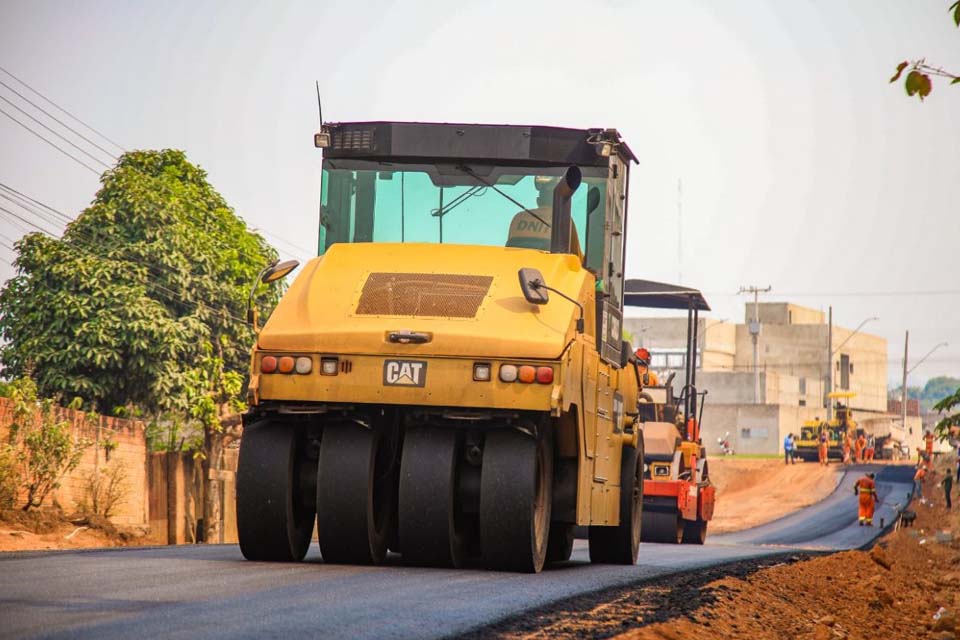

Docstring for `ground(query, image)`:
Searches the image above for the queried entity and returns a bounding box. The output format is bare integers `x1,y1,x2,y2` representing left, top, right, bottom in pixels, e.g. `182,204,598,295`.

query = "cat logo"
382,360,427,387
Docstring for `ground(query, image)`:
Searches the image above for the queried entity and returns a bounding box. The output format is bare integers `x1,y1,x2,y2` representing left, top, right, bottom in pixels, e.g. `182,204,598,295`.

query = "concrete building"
625,302,918,456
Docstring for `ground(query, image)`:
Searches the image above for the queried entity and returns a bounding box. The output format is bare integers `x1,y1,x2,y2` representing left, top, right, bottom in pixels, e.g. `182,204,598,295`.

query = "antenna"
677,178,682,285
315,81,323,125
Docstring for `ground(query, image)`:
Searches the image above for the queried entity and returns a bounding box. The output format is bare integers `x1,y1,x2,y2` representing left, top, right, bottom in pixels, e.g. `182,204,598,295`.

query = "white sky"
0,0,958,386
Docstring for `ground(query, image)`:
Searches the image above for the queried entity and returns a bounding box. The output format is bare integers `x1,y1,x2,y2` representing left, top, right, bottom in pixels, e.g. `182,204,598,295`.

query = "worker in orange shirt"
854,472,878,526
925,430,936,469
634,348,659,387
818,429,829,465
843,434,853,464
914,465,927,499
855,433,866,464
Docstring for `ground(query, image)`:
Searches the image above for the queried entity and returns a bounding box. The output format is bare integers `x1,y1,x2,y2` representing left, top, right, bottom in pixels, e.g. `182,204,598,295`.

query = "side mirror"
247,259,301,332
518,268,549,305
620,340,632,369
587,186,602,216
261,259,299,284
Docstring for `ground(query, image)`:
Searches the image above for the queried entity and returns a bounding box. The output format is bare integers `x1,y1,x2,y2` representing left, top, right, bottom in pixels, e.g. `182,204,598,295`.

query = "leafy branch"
889,2,960,100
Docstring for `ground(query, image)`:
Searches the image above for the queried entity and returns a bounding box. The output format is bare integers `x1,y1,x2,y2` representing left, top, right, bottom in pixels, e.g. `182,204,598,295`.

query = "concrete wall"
0,397,240,543
747,302,825,326
145,448,239,545
697,371,824,408
0,398,148,526
700,402,823,455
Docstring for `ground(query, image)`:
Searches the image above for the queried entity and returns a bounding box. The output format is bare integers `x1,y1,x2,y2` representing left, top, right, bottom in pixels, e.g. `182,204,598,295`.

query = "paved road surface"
0,464,913,639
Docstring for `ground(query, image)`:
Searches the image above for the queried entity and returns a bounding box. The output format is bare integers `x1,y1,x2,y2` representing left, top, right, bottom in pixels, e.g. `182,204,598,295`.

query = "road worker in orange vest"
818,429,830,465
855,433,866,464
864,434,876,462
914,465,927,499
634,347,659,387
854,472,878,526
843,434,853,464
925,430,936,470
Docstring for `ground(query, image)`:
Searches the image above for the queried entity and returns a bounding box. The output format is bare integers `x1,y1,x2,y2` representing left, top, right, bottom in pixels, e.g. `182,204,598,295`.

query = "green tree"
0,150,280,415
934,387,960,440
890,2,960,100
922,376,960,404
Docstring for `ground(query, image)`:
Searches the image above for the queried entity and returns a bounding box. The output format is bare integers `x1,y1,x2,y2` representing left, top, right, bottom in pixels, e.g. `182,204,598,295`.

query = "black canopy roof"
623,279,711,311
322,121,637,167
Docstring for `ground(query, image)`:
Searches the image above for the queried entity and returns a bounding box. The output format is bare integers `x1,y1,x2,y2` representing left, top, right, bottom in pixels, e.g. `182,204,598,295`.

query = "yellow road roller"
237,121,648,573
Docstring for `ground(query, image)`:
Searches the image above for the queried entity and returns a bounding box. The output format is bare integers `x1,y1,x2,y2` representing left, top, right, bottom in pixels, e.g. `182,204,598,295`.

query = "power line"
0,182,73,225
0,204,252,328
0,198,251,326
0,204,61,236
0,94,112,169
0,78,119,161
0,192,66,231
0,64,125,153
0,107,101,175
708,289,960,298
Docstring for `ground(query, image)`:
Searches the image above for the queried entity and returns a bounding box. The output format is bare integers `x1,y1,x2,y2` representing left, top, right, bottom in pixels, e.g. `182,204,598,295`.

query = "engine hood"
257,243,590,360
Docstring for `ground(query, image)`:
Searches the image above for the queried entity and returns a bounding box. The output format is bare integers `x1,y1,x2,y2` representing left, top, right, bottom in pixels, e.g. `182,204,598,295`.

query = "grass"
716,453,783,460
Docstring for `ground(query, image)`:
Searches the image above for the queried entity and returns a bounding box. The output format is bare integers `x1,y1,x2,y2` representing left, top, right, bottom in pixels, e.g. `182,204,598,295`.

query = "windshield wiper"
455,164,551,228
430,185,486,218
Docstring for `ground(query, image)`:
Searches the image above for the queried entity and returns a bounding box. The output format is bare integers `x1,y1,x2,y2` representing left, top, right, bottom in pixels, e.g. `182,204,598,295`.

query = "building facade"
624,302,913,455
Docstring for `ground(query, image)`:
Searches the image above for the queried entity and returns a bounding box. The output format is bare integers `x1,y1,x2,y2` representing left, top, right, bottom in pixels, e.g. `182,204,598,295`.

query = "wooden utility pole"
739,285,772,404
901,330,909,435
826,306,833,421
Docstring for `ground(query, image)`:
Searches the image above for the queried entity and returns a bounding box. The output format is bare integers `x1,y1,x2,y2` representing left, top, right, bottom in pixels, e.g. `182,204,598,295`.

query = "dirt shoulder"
0,508,147,553
708,457,842,534
476,461,960,640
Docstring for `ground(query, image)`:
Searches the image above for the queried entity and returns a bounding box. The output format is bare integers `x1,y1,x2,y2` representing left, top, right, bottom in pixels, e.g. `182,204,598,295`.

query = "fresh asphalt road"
0,464,914,640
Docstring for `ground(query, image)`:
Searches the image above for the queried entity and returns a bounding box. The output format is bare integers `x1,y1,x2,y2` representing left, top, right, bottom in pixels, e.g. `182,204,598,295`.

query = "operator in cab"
635,348,659,387
506,176,582,255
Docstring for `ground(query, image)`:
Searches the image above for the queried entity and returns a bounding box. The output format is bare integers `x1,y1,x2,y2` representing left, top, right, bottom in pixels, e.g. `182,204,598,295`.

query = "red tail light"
261,356,278,373
536,367,554,384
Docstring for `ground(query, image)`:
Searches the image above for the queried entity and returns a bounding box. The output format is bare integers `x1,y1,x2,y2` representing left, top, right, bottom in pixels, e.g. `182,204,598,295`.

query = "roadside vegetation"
0,150,281,541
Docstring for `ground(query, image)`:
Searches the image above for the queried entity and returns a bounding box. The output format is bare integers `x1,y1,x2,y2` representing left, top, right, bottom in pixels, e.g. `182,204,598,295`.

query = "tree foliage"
0,150,281,415
890,2,960,100
934,387,960,440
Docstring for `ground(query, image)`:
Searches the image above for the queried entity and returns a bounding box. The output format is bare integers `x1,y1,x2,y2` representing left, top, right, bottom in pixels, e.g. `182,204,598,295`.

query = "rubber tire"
682,518,708,545
316,425,393,564
398,427,467,567
237,420,315,562
546,523,575,563
480,428,553,573
588,441,644,564
641,510,684,544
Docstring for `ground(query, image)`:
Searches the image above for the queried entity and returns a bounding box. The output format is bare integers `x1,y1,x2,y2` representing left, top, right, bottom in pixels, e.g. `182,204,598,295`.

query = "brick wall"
0,397,148,526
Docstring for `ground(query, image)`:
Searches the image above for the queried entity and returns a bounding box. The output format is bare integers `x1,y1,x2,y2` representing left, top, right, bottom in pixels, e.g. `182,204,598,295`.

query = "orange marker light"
278,356,295,374
536,367,553,384
518,365,536,383
261,355,278,373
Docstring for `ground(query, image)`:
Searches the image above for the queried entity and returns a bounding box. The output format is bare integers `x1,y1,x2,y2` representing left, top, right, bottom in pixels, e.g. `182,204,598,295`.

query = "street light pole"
901,330,909,436
739,285,771,404
901,337,948,434
826,314,879,420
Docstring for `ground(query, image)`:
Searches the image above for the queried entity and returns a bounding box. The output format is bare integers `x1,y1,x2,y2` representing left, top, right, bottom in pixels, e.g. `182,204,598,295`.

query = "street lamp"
827,315,879,420
901,338,948,437
908,341,948,375
832,316,880,355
